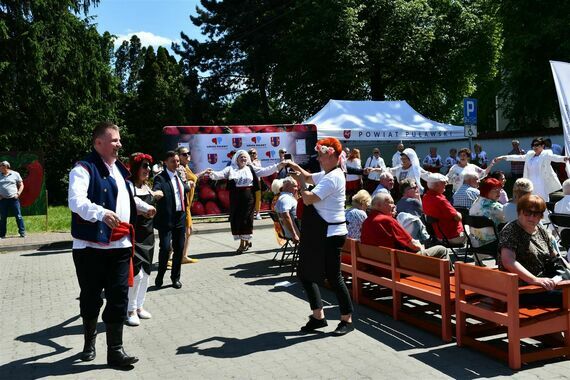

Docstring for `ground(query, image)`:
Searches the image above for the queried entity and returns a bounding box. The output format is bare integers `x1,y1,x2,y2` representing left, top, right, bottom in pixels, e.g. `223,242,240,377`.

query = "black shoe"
332,320,354,336
106,323,139,367
155,276,163,288
172,280,182,289
300,316,328,332
80,318,98,361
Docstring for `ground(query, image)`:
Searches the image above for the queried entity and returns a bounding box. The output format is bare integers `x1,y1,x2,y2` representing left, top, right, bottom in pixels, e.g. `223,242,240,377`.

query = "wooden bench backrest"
357,243,392,266
455,263,517,301
393,249,446,280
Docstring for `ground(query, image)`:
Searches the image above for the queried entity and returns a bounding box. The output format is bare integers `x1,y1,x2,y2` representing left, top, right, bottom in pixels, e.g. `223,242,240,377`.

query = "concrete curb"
0,220,275,253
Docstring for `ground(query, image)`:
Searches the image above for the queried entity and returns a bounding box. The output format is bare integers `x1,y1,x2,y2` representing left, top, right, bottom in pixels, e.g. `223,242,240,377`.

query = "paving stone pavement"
1,225,570,379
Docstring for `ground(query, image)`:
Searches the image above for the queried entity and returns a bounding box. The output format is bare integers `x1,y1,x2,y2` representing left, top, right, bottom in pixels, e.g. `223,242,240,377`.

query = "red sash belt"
111,222,136,287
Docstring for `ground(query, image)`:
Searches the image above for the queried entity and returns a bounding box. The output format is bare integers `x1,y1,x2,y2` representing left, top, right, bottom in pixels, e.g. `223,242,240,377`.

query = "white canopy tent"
304,99,467,141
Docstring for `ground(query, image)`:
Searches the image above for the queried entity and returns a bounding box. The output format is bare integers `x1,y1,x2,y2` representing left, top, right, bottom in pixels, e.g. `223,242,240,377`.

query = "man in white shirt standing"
68,122,155,367
391,142,405,167
364,148,387,193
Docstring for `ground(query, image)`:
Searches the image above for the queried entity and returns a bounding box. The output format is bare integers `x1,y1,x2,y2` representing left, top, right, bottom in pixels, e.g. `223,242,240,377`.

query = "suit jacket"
505,150,566,195
153,169,190,230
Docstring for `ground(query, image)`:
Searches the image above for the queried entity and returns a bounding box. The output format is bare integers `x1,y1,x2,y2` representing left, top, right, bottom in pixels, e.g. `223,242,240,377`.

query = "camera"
284,153,292,160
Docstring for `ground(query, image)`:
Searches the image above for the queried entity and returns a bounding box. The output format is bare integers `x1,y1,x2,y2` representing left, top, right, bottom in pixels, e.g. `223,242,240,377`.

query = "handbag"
538,227,570,280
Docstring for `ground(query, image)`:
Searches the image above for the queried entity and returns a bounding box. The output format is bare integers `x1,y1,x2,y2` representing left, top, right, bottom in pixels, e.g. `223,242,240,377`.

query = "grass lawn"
4,206,70,235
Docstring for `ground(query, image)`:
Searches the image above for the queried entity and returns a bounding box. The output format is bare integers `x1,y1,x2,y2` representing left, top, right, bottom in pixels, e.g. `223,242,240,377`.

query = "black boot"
106,322,139,367
80,317,97,361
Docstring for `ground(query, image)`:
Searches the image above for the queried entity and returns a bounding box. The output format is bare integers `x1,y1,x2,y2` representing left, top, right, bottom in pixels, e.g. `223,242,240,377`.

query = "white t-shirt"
311,169,348,237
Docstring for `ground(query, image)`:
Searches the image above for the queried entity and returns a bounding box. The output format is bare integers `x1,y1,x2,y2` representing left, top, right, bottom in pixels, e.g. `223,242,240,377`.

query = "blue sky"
88,0,204,55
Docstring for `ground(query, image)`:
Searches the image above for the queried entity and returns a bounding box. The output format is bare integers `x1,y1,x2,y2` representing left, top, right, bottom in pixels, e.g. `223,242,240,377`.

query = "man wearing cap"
361,192,448,259
422,173,466,245
0,161,26,238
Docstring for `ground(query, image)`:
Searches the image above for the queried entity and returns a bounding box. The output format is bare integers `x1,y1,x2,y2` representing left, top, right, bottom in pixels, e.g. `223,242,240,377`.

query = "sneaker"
255,213,262,220
126,312,140,326
300,316,328,332
137,308,152,319
332,320,354,336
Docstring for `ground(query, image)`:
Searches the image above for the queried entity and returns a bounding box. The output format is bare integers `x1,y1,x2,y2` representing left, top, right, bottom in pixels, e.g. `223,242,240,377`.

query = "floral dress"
468,197,505,247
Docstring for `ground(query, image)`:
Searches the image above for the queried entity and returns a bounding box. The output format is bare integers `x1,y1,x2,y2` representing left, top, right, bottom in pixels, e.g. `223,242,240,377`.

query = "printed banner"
550,61,570,176
163,125,318,216
0,151,47,216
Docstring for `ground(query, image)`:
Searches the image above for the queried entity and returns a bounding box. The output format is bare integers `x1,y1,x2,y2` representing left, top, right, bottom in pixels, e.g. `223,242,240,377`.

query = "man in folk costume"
68,122,155,367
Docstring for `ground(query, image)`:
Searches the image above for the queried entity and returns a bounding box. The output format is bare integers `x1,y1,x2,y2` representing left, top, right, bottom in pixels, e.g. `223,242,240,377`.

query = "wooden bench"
392,249,454,342
353,242,394,311
455,263,570,369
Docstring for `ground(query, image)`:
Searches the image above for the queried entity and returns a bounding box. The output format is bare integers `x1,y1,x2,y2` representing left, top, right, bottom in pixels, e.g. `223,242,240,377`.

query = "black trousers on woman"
300,235,353,315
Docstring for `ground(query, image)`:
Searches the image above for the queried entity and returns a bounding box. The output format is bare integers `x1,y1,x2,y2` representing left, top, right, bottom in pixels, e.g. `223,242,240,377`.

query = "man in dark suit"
153,151,189,289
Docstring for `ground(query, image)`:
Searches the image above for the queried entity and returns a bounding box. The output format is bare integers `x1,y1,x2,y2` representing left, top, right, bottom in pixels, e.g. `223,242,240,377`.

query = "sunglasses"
531,143,542,148
522,209,543,218
141,163,150,169
180,152,189,156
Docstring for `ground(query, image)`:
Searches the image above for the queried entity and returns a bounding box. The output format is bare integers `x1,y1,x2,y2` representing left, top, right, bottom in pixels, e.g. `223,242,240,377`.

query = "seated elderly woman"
499,194,570,306
468,177,506,248
345,189,371,241
503,178,534,222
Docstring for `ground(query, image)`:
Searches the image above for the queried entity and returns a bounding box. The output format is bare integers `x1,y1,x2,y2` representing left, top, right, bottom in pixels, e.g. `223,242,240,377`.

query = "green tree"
499,0,570,130
124,46,185,159
0,0,119,204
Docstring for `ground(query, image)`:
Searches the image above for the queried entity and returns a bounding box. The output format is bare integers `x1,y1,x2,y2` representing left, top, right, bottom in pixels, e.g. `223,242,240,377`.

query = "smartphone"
284,153,292,160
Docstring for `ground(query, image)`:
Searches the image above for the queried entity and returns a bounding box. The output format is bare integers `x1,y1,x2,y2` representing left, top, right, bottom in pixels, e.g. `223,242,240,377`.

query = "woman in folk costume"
207,150,287,253
287,138,355,336
495,137,570,202
126,153,163,326
384,148,429,193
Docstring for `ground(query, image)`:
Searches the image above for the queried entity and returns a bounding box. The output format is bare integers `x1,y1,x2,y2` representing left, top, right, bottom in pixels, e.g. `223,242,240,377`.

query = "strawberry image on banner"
265,151,276,158
251,136,261,143
207,153,218,164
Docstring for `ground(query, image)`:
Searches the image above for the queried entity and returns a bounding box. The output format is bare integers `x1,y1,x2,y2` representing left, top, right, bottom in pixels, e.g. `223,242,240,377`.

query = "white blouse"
209,163,279,187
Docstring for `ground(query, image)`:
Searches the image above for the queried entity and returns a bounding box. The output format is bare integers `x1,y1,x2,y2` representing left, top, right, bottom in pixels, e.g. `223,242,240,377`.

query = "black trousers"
301,235,354,315
72,247,131,323
157,212,186,282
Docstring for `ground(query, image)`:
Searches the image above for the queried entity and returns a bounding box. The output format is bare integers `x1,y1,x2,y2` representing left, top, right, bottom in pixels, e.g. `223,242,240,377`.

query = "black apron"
134,190,155,275
297,204,345,284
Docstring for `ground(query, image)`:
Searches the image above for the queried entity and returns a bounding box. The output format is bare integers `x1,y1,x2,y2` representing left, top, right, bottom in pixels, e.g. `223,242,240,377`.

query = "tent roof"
304,99,466,141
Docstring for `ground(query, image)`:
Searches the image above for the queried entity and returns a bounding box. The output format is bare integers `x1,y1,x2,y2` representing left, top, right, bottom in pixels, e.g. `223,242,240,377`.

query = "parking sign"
463,98,478,137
